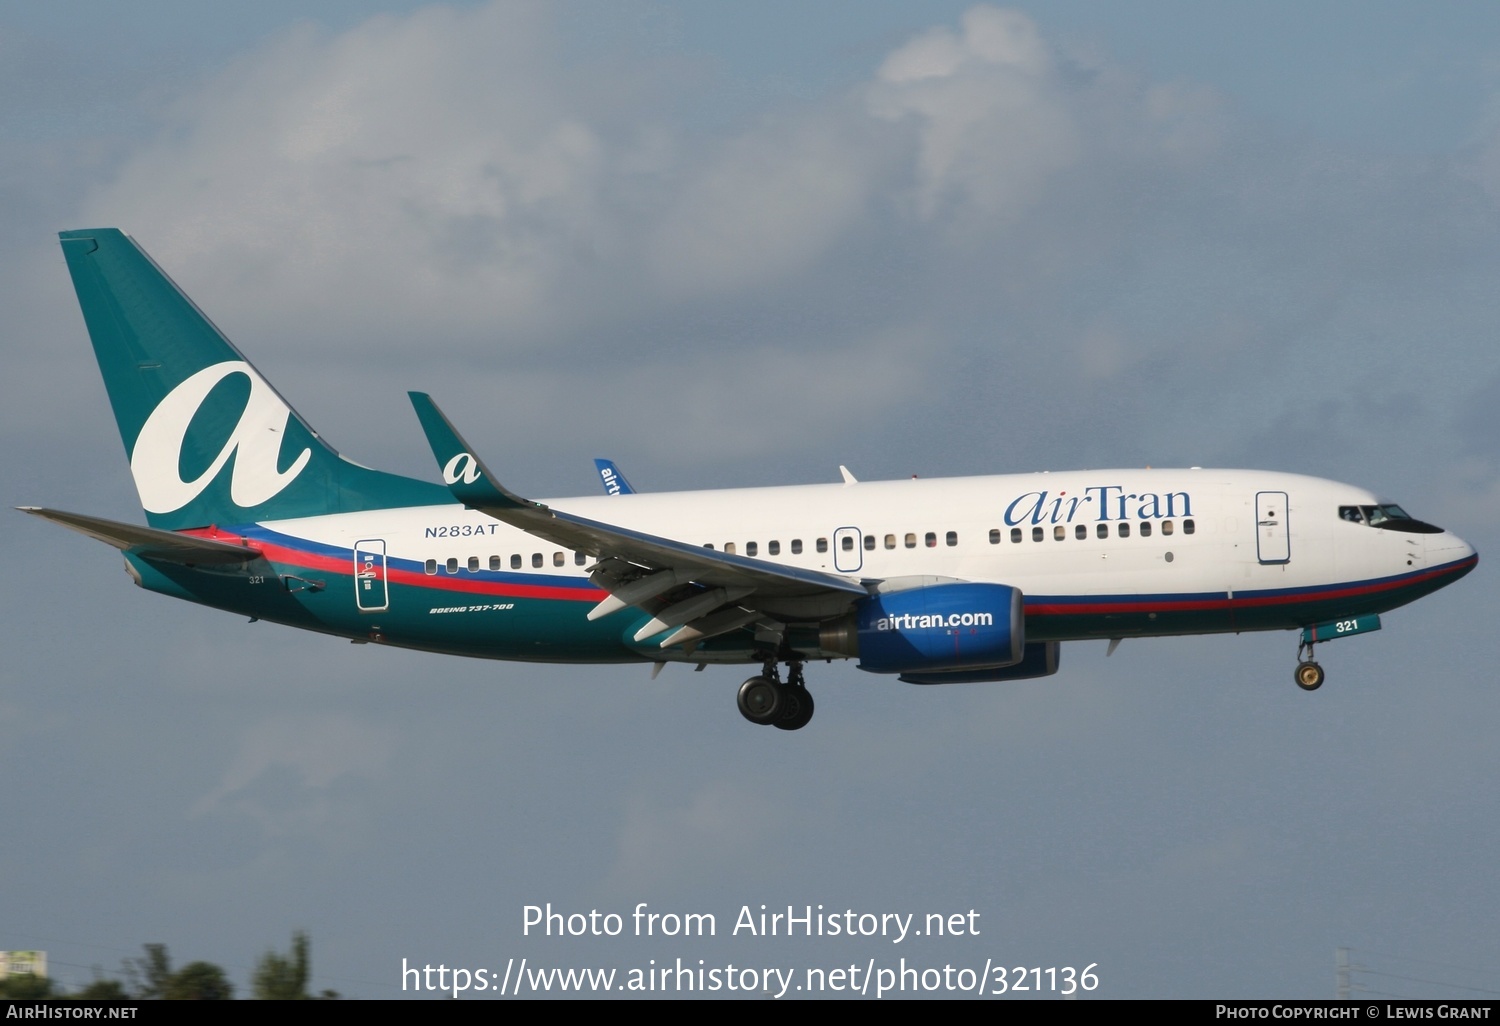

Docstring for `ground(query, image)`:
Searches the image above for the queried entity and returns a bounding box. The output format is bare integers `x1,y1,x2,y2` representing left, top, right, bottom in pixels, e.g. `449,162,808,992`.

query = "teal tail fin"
59,229,446,529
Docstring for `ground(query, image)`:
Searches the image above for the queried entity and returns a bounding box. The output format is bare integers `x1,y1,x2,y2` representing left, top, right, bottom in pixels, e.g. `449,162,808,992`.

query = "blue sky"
4,1,1499,1000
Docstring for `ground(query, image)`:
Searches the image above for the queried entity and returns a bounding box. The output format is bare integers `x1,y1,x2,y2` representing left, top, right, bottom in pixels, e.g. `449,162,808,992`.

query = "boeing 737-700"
22,229,1478,730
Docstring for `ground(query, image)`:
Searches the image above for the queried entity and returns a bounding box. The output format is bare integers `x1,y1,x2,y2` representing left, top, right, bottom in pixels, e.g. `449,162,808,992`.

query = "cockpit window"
1363,504,1408,526
1340,503,1443,534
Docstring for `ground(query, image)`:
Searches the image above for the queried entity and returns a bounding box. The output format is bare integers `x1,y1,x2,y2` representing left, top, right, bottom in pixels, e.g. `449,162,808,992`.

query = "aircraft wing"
408,393,869,648
18,507,260,565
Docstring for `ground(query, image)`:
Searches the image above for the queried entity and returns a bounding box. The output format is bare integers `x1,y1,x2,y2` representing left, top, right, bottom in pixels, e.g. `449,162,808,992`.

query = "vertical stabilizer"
58,229,445,529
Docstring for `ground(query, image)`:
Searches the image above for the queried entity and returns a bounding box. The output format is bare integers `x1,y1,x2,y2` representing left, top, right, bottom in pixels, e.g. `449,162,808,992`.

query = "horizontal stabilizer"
18,507,258,565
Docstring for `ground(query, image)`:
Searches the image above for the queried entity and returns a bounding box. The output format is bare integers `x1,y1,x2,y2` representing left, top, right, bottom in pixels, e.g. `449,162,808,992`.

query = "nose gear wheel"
1294,640,1325,691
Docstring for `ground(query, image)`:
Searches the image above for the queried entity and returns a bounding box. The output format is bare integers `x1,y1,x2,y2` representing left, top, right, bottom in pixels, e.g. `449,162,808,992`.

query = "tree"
124,943,233,1000
75,975,128,1000
253,931,310,1000
0,973,54,999
162,961,233,1000
124,943,173,999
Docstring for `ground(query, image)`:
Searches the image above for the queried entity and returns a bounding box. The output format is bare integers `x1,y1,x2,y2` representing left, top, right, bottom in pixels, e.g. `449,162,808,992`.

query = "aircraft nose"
1432,531,1478,569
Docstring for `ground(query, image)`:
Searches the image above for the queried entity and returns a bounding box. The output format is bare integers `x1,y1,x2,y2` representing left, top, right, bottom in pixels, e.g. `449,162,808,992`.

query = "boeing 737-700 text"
23,229,1478,730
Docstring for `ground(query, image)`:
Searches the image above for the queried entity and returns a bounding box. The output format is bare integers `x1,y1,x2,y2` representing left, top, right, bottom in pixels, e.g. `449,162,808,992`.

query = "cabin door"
1255,492,1290,565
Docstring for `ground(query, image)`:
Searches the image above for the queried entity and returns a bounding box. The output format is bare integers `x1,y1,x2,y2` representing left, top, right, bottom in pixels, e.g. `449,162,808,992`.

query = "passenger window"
925,532,937,548
489,555,501,571
1032,527,1044,542
1184,519,1195,535
768,540,781,555
946,531,958,546
424,558,437,575
1119,523,1131,538
791,539,803,554
746,541,758,557
1162,520,1174,536
575,552,587,565
445,557,458,574
553,552,564,566
864,535,876,551
1075,525,1087,540
1097,523,1108,539
467,556,479,572
1140,522,1152,537
989,529,1001,544
704,543,714,550
1011,528,1022,544
842,536,854,552
725,542,737,555
885,534,897,550
532,553,543,568
1054,525,1065,541
906,533,918,548
816,538,828,553
511,554,522,569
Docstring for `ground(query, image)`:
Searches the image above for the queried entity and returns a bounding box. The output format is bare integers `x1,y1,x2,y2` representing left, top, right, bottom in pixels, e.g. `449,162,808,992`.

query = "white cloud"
79,3,613,348
870,7,1080,221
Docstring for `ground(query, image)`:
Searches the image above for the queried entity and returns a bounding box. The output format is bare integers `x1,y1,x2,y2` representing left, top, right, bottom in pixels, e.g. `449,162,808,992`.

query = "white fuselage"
260,468,1474,651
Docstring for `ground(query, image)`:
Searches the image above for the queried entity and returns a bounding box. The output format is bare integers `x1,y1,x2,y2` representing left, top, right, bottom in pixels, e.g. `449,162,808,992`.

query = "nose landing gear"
1295,660,1325,691
736,658,815,730
1294,640,1324,691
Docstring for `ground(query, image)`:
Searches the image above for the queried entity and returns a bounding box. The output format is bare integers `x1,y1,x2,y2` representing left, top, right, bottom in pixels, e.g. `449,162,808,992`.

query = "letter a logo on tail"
130,361,312,514
443,452,482,486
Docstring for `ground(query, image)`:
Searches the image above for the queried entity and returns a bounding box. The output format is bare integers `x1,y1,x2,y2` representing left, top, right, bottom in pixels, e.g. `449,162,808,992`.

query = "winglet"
407,392,536,511
593,458,636,496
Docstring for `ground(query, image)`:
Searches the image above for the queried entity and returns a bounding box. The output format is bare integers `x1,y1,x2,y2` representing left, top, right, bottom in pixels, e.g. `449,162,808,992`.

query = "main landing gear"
1294,639,1325,692
737,659,815,731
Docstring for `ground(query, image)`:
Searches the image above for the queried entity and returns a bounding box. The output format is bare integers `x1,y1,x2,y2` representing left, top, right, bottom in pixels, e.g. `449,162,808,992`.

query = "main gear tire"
774,686,815,731
737,676,782,725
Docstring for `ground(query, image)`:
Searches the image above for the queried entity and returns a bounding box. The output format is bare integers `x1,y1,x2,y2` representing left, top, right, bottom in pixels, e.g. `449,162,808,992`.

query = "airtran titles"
1003,486,1193,527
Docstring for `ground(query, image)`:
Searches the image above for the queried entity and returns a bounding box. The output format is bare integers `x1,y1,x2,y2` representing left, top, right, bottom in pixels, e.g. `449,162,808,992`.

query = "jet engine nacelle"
898,642,1060,684
822,582,1024,674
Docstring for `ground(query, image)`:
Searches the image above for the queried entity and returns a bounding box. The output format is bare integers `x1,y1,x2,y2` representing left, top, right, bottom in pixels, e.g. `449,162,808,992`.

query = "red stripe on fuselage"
181,528,600,603
1026,556,1476,617
180,528,1473,618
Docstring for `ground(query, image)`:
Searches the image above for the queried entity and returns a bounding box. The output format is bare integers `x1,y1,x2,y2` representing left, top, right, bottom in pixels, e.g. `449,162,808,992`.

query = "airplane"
593,459,637,496
23,228,1479,731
